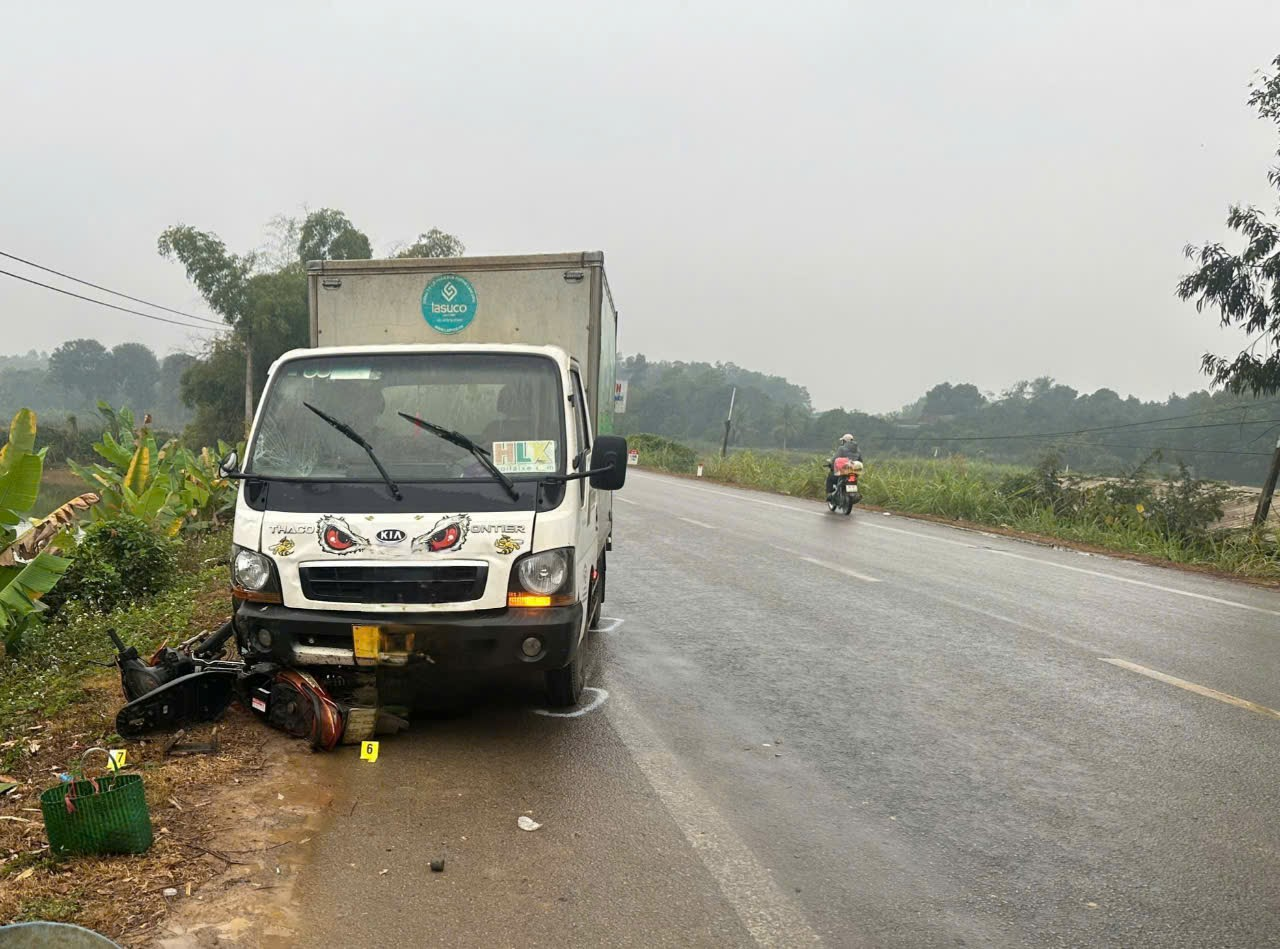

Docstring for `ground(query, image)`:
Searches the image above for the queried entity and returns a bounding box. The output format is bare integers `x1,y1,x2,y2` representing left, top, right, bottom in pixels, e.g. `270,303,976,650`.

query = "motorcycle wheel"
841,494,854,516
826,491,839,513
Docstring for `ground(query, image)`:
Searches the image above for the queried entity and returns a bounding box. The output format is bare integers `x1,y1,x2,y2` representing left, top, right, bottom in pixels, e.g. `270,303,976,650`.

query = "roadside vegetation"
0,403,256,941
631,435,1280,580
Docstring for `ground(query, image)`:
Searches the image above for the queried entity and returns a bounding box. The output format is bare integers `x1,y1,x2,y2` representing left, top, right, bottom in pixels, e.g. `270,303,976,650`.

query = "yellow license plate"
352,625,381,661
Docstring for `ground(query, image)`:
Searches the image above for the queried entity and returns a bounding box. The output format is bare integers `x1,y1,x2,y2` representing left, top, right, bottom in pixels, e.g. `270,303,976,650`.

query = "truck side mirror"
218,450,240,479
588,436,627,491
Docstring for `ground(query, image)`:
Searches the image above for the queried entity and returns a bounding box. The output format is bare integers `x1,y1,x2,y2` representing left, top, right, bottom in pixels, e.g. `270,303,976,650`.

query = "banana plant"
69,403,240,536
69,403,187,536
0,409,97,654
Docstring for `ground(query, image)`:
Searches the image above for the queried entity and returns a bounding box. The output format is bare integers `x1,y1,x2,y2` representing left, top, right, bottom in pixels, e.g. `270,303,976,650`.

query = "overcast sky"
3,1,1279,412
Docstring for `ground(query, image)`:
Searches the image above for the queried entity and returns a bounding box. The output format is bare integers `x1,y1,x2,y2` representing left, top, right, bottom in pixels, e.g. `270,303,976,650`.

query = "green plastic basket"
40,748,153,858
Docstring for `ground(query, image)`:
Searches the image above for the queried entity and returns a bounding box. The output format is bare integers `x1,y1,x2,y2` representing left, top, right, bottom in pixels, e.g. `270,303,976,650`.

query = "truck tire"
545,612,589,707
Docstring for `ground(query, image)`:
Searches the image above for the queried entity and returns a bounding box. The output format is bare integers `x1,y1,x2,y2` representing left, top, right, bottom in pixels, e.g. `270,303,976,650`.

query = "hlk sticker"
376,529,407,545
270,537,296,557
411,514,471,553
494,535,523,555
317,515,371,555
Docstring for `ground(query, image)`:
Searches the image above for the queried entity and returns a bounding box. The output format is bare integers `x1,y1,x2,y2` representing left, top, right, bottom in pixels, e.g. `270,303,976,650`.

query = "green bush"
50,515,177,612
627,433,698,472
999,452,1083,516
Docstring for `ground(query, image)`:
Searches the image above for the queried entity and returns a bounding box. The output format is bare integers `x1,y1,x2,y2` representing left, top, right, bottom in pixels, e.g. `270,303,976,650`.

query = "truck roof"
270,342,573,371
306,252,604,275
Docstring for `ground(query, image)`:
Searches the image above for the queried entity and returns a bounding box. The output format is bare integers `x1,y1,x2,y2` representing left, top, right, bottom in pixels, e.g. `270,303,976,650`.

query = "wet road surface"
291,471,1280,947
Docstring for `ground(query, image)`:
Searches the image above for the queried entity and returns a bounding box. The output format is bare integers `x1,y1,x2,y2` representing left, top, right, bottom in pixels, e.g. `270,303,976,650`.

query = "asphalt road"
291,470,1280,948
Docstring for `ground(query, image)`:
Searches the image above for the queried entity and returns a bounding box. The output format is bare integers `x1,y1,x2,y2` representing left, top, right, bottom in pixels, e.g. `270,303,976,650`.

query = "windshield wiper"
397,412,519,502
303,402,403,501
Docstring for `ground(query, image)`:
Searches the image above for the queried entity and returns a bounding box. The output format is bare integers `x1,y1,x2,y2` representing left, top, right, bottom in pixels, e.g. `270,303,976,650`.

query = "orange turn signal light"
232,586,282,604
508,592,553,608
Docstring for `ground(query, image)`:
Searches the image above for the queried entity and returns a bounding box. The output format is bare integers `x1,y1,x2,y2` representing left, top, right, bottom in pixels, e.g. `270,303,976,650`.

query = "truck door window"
571,370,592,461
571,370,591,502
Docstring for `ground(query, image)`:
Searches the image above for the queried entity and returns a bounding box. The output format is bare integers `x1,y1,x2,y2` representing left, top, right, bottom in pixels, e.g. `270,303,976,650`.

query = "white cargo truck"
220,253,627,706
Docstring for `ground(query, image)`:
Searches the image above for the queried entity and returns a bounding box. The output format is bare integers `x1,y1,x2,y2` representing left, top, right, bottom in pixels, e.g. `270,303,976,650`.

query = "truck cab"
224,254,626,706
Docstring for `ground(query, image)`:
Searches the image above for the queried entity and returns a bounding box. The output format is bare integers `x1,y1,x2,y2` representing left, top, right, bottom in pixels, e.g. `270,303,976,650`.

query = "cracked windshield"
2,3,1280,948
249,353,563,480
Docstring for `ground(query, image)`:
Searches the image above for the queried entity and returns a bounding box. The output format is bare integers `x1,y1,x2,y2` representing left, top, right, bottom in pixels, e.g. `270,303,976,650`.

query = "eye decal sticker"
411,514,471,554
316,515,371,555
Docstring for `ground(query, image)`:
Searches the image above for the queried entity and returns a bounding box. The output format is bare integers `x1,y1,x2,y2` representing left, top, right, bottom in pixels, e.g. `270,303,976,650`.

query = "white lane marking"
534,687,610,718
614,496,638,505
606,689,822,947
798,555,881,583
1100,658,1280,721
866,521,976,550
592,617,625,635
678,516,718,530
633,471,1280,617
929,595,1097,652
983,549,1280,618
633,471,824,517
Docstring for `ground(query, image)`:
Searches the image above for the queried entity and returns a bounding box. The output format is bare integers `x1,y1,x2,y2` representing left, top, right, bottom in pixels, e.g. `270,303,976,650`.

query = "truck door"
569,367,599,592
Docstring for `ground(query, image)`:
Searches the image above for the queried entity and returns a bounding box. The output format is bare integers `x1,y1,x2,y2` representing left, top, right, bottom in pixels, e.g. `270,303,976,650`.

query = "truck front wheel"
545,611,589,707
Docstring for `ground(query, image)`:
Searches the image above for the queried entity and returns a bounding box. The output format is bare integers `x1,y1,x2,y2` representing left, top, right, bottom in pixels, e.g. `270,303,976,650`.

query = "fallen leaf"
0,816,32,824
15,867,34,881
379,868,389,875
517,816,542,832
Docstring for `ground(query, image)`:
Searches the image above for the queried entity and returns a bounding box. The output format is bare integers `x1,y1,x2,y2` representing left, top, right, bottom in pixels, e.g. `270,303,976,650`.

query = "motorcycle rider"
826,434,862,498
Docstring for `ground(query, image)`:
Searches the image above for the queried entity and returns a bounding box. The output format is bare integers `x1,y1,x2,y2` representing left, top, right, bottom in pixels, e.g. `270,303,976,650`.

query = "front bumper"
233,600,584,671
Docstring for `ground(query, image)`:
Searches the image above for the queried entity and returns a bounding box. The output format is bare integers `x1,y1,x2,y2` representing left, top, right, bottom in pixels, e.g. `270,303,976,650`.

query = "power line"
1060,440,1273,457
873,404,1280,444
0,250,224,326
0,268,219,333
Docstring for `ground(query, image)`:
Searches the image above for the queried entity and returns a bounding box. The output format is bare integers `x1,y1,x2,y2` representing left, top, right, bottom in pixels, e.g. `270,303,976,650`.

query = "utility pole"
243,329,255,433
720,387,737,459
1255,435,1280,527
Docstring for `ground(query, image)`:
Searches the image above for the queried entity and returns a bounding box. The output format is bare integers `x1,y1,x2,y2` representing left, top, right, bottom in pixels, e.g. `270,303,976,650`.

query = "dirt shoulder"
0,677,330,947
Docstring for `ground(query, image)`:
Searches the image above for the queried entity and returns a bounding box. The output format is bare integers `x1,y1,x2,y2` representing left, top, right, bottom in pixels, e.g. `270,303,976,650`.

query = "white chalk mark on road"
534,687,610,718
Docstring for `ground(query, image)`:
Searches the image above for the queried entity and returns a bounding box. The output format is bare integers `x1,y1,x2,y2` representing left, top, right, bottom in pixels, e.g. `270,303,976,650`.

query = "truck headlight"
233,547,273,592
516,549,571,595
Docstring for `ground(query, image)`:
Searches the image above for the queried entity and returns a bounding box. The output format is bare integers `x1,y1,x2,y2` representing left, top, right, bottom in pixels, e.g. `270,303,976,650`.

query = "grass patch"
13,894,83,923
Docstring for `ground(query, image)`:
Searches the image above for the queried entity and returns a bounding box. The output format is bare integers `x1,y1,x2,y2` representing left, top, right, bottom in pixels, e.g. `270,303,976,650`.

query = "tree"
1177,54,1280,395
109,342,159,412
180,337,248,448
157,352,198,427
157,226,256,426
774,402,808,451
297,209,373,263
395,228,466,259
923,382,986,418
49,338,112,403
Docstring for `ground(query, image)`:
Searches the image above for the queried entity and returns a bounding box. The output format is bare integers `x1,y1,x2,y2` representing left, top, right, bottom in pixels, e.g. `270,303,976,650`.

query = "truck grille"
299,564,487,605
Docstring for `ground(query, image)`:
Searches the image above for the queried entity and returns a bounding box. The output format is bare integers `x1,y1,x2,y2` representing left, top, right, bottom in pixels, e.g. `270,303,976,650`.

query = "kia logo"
376,529,406,544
